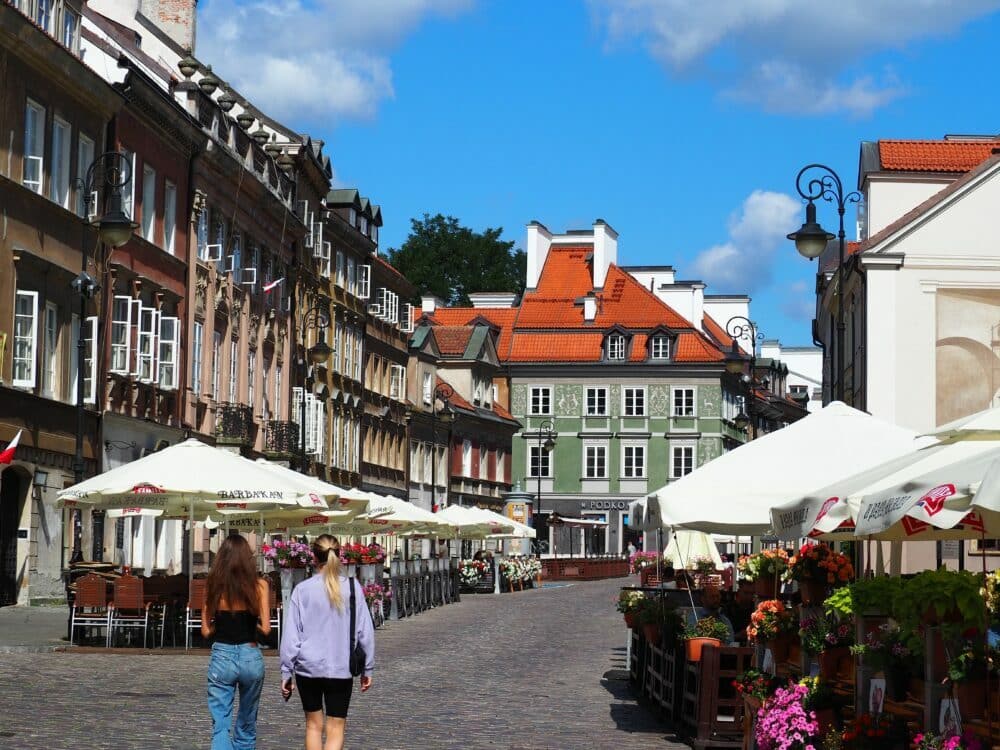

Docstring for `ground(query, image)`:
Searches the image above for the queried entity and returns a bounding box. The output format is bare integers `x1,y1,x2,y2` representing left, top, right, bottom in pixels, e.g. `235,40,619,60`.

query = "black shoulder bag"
348,577,366,677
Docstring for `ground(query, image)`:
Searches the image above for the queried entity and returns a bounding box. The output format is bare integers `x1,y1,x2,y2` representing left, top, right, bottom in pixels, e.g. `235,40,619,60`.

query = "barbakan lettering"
861,495,910,522
217,490,284,499
776,508,809,529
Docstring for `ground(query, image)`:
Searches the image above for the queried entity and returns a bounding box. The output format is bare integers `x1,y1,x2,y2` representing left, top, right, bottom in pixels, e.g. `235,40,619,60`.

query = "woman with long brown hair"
280,534,375,750
202,535,271,750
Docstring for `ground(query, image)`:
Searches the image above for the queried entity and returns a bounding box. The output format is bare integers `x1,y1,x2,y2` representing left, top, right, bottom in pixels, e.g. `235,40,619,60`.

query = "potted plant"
683,615,730,662
912,731,986,750
981,570,1000,645
786,543,854,606
738,548,789,597
893,568,985,637
263,540,314,604
840,713,891,750
801,614,855,678
616,589,645,629
850,621,918,701
754,682,820,750
628,551,658,575
945,641,994,719
733,669,784,706
800,676,838,735
748,599,796,663
637,596,682,646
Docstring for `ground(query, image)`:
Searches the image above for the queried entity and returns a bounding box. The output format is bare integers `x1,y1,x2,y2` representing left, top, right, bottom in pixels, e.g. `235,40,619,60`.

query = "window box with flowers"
912,731,986,750
786,543,854,606
629,550,658,575
262,540,314,604
459,559,490,588
617,588,645,629
754,681,820,750
748,599,796,663
737,548,789,597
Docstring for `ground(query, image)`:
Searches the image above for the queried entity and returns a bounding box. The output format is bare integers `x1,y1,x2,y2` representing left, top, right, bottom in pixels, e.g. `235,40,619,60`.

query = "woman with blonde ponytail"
279,535,374,750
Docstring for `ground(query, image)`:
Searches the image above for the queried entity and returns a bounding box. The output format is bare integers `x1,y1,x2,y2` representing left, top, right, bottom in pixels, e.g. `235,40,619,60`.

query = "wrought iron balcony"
216,403,254,446
265,420,299,457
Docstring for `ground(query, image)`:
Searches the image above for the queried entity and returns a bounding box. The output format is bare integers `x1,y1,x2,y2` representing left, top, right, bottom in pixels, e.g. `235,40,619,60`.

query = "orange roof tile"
436,376,517,423
507,331,723,363
432,326,474,356
534,246,596,297
675,332,725,362
420,307,519,356
878,140,1000,173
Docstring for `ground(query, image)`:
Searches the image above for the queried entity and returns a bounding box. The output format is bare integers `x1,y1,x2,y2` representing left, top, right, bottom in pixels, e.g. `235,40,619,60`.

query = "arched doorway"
0,467,28,606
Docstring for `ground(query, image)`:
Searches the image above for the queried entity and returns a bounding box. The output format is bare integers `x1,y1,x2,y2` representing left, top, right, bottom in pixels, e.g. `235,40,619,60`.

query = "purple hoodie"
279,574,375,680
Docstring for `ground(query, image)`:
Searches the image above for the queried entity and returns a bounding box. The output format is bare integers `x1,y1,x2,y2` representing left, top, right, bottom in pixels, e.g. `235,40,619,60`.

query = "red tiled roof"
432,326,474,356
419,307,518,356
436,377,517,422
506,331,723,363
492,402,515,421
375,256,413,288
675,333,725,362
878,140,1000,173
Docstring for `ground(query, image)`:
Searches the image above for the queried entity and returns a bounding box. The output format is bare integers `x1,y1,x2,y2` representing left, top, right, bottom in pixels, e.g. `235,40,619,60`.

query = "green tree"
386,214,526,305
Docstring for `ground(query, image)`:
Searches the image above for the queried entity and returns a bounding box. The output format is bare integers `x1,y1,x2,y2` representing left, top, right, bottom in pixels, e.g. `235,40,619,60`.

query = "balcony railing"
265,420,299,457
216,403,254,447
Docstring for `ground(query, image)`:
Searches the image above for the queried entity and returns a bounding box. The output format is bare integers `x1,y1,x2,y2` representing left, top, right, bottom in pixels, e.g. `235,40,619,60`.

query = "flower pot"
814,708,836,735
799,579,830,607
885,666,911,702
685,636,721,662
753,575,778,598
279,567,307,605
955,679,988,718
624,612,638,629
641,623,661,645
819,647,849,679
766,635,791,664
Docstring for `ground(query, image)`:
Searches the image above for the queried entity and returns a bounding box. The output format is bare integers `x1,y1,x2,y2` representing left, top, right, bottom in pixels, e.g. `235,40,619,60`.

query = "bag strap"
348,576,356,661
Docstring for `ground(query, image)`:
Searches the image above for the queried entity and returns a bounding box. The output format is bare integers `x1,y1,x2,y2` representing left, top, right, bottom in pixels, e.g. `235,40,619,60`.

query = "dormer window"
650,335,670,360
606,334,626,361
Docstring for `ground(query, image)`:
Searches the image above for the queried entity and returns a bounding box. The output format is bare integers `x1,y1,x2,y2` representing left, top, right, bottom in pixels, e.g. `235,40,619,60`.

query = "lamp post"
724,316,762,440
298,298,331,473
429,382,455,513
787,164,861,404
69,153,136,564
532,419,555,552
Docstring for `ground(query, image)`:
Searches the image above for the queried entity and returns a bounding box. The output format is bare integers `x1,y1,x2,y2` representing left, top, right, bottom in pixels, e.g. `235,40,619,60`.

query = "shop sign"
580,500,627,511
506,503,527,523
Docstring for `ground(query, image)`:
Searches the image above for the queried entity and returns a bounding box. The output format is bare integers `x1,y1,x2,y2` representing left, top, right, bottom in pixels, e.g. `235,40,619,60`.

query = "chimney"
468,292,519,308
421,295,444,315
525,221,552,289
583,292,597,323
592,219,618,290
690,282,705,331
139,0,197,52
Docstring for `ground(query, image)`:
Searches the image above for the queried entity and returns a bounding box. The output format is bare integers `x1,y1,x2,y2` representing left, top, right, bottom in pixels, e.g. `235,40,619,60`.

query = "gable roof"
877,140,1000,173
433,326,476,357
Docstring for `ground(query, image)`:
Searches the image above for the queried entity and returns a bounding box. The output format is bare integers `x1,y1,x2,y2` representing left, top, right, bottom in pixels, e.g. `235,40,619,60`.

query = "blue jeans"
207,643,265,750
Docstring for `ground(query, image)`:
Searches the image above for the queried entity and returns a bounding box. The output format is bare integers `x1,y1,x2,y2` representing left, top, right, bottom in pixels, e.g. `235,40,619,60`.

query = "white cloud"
588,0,1000,116
781,281,815,320
692,190,800,292
195,0,472,123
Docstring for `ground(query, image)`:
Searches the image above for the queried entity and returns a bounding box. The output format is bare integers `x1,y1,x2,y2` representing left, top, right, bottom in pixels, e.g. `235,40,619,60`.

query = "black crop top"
213,610,259,645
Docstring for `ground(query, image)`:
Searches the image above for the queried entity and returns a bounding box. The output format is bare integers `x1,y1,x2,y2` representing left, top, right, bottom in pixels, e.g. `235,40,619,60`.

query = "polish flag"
263,277,284,294
0,430,22,465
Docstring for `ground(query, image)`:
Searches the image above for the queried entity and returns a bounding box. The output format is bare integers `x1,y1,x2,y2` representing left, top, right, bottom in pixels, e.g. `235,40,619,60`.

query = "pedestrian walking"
202,535,272,750
280,534,375,750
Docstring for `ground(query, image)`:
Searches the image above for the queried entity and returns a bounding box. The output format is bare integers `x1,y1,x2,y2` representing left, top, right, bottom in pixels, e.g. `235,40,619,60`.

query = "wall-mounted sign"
506,503,528,523
581,500,628,511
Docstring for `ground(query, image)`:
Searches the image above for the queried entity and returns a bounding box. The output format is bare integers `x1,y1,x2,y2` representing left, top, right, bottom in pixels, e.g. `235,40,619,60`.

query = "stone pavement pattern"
0,577,686,749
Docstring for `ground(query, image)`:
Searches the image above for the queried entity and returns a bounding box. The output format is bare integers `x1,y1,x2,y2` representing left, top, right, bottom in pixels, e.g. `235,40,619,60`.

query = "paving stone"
0,578,687,749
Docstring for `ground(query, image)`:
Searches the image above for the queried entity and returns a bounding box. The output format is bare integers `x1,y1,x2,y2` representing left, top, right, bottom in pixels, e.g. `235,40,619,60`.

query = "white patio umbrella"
462,506,531,539
663,529,724,569
252,460,369,518
434,505,505,538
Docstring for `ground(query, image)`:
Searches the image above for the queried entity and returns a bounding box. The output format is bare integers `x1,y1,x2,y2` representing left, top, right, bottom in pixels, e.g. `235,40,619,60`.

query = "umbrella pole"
188,502,194,592
982,531,993,742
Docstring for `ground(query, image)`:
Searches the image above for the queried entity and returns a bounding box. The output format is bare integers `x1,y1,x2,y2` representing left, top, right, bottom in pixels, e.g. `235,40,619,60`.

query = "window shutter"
358,265,371,299
157,316,179,390
110,295,132,374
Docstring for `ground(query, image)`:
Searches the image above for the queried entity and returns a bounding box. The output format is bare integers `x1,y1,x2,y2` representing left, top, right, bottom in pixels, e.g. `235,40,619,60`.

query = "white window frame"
42,301,58,398
584,442,608,479
247,349,256,411
623,386,646,417
23,100,45,194
422,371,433,406
211,331,222,400
479,444,488,479
495,447,505,483
50,117,71,208
347,256,357,295
671,443,696,479
163,180,177,254
109,295,132,374
335,251,345,288
585,386,607,417
137,305,159,383
650,335,670,360
191,321,203,395
461,439,472,477
71,314,97,404
606,333,626,361
622,442,647,479
529,385,552,416
60,4,80,51
228,339,238,403
141,164,156,242
76,134,95,217
389,364,406,401
528,444,552,478
358,264,371,299
274,365,282,420
121,150,135,220
157,315,180,390
672,386,696,417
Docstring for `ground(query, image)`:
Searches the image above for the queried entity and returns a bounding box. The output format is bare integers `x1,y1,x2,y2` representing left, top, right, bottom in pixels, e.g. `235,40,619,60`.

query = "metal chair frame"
185,578,207,650
70,573,112,647
108,575,151,648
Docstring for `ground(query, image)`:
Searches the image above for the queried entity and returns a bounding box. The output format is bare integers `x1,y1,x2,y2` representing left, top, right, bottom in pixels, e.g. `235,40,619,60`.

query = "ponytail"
312,534,344,611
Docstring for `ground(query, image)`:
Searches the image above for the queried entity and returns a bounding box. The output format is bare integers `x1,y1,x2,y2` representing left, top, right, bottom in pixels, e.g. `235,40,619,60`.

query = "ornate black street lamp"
429,383,455,512
298,298,331,472
532,420,555,550
788,164,861,403
724,316,762,440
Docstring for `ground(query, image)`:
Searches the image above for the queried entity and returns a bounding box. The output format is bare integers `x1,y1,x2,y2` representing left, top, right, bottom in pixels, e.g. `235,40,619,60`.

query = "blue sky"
197,0,1000,346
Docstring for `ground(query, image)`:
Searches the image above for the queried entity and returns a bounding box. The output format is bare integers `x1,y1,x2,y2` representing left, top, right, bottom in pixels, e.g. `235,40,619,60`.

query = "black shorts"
295,675,354,717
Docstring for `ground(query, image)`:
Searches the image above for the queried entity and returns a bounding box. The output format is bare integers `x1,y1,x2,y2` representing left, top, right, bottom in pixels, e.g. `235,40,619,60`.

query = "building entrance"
0,468,27,606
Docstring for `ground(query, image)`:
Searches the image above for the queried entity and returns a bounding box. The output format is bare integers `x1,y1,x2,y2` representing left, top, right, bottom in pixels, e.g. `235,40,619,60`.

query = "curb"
0,644,68,654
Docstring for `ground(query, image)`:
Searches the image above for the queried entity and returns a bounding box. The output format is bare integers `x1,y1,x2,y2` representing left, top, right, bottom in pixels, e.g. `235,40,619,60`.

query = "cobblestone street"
0,577,685,749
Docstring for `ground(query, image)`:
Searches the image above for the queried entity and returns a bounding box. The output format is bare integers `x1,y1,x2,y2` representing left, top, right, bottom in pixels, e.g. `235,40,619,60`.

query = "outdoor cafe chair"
142,575,170,648
70,573,112,647
267,577,281,648
108,574,151,648
185,578,207,650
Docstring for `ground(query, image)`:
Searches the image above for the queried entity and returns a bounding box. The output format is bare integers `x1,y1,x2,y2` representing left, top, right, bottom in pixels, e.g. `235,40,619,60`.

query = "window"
121,150,135,220
354,335,363,381
196,208,210,260
672,387,696,417
473,379,482,405
422,372,433,405
141,165,156,241
60,5,80,51
790,384,808,397
371,224,379,244
389,364,405,401
274,365,282,420
50,118,71,207
191,321,203,395
623,444,646,478
650,335,670,360
42,302,58,397
76,134,94,217
23,100,45,194
461,440,472,477
110,295,132,374
36,0,52,32
358,264,370,299
623,387,645,417
163,181,176,254
606,334,626,360
528,445,551,478
71,314,97,404
672,445,695,479
585,386,607,416
228,340,238,403
157,315,180,389
248,349,256,410
335,251,345,287
262,360,271,419
347,257,356,295
495,448,505,483
585,444,607,479
137,305,157,382
479,445,488,478
529,386,551,415
211,331,221,400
